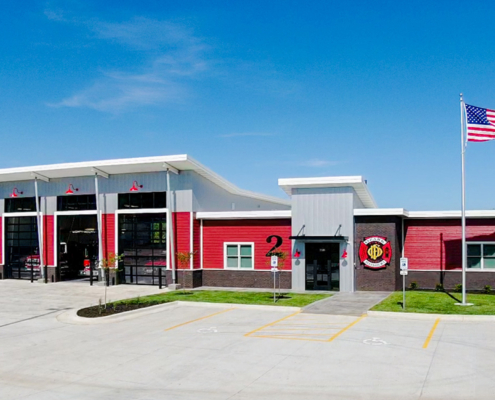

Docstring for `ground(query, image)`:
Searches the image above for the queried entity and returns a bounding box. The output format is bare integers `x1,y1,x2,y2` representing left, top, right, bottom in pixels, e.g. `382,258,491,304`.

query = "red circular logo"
359,236,392,269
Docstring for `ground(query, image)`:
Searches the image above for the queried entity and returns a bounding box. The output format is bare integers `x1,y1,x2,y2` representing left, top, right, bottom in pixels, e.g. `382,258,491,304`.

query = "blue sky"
1,1,495,210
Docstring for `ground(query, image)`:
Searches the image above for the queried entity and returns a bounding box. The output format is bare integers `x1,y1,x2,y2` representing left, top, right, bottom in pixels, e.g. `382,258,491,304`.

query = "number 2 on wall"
266,235,283,257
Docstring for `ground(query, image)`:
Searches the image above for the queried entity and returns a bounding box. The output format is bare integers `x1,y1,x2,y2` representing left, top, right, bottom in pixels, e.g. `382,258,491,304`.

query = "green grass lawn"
372,291,495,315
114,290,331,308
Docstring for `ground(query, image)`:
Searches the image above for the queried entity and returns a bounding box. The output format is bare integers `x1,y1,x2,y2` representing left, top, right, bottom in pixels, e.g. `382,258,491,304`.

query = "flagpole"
458,93,472,306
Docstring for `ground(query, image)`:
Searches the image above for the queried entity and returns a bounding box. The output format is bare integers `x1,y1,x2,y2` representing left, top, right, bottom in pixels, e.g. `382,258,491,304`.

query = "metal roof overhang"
354,209,495,219
289,236,347,242
0,154,291,206
278,176,377,208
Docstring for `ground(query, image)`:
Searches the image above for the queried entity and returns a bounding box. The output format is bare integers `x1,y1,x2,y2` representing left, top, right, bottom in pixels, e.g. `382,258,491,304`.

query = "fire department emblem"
359,236,392,269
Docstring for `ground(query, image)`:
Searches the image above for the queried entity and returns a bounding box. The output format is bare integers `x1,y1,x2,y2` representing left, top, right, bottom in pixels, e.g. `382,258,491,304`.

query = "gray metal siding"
353,191,364,209
191,172,290,212
0,171,193,214
291,187,356,292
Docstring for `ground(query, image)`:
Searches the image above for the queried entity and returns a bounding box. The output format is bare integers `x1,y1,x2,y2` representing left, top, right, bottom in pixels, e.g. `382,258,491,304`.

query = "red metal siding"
0,217,2,264
174,212,191,269
404,219,495,270
43,215,55,266
102,214,116,259
193,214,201,269
202,219,292,270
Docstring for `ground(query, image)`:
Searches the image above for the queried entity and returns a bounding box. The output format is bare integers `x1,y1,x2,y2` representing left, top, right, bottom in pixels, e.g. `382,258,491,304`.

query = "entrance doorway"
305,242,340,290
5,216,40,280
57,215,98,281
118,213,167,285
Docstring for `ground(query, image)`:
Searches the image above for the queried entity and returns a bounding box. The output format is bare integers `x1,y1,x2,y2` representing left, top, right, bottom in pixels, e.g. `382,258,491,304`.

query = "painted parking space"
331,316,445,350
245,311,367,342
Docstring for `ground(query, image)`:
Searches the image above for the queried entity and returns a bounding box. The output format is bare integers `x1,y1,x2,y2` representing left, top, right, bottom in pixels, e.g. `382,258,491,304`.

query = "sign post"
271,256,278,303
400,257,408,310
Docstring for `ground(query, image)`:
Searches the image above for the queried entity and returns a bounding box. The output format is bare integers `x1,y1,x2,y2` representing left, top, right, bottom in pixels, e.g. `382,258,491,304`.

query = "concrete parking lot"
1,281,495,399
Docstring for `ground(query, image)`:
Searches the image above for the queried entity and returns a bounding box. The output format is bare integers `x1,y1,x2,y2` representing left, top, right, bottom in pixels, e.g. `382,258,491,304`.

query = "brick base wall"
176,270,203,289
355,216,402,291
405,271,495,290
202,270,292,289
0,265,4,280
46,267,58,283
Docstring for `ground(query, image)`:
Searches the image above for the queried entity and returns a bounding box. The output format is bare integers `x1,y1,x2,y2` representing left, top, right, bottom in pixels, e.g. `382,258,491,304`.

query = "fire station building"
0,154,494,292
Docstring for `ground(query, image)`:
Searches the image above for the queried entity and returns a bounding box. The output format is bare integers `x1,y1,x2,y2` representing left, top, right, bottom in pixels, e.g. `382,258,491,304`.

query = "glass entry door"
305,242,340,290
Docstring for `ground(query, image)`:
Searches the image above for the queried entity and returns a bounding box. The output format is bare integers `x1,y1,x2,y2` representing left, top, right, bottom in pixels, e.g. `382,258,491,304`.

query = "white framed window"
224,243,254,269
467,243,495,269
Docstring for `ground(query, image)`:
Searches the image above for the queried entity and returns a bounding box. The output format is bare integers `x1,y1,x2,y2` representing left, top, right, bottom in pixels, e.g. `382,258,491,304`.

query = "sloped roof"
0,154,291,206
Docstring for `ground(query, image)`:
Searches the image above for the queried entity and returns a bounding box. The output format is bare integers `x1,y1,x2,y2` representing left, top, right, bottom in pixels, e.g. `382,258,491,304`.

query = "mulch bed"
77,301,167,318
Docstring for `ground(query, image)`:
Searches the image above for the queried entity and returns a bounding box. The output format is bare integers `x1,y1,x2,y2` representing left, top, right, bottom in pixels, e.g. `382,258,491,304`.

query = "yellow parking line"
279,321,344,326
423,318,441,349
244,311,301,337
263,328,339,331
254,335,328,342
327,314,366,342
164,308,234,332
256,332,335,336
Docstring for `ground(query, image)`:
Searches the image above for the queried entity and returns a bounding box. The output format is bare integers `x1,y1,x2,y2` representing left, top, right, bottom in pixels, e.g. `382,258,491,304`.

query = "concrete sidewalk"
302,291,391,315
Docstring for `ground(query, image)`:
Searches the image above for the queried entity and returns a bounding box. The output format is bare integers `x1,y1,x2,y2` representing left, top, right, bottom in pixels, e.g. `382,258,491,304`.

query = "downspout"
166,169,176,284
34,177,45,282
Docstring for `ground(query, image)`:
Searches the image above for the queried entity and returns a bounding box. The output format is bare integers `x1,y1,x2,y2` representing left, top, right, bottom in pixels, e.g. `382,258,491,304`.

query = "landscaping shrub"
435,283,444,292
484,285,492,294
409,281,418,290
454,284,462,293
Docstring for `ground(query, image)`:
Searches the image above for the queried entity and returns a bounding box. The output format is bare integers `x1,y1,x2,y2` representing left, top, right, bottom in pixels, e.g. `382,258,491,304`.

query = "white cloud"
298,159,339,167
218,132,276,138
48,17,209,113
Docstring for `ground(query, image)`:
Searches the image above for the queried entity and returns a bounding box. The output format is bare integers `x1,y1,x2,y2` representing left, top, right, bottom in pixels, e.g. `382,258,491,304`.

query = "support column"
34,177,44,282
166,168,176,284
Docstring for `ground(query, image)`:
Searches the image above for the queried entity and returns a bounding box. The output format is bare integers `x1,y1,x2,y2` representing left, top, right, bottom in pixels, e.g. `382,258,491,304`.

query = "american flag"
466,104,495,142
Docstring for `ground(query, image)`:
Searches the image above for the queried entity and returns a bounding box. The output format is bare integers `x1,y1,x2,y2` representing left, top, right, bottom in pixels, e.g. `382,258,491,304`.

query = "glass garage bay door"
5,216,40,280
118,213,167,285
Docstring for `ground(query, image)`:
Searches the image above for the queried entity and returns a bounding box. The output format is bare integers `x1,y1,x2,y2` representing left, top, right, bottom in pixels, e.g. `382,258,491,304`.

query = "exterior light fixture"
130,181,143,192
65,184,79,195
10,188,23,198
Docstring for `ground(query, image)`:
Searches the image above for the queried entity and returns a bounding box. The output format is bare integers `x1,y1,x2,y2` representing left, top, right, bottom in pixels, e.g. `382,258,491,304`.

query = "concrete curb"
367,310,495,321
57,301,301,325
176,301,301,312
57,302,180,325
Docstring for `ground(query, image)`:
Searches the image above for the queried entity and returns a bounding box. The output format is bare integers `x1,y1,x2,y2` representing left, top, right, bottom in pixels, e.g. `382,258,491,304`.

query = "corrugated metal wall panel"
191,171,290,212
291,187,355,292
202,219,291,270
0,171,194,213
44,215,55,266
193,214,201,269
0,216,3,265
102,214,116,259
174,212,191,269
404,219,495,270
